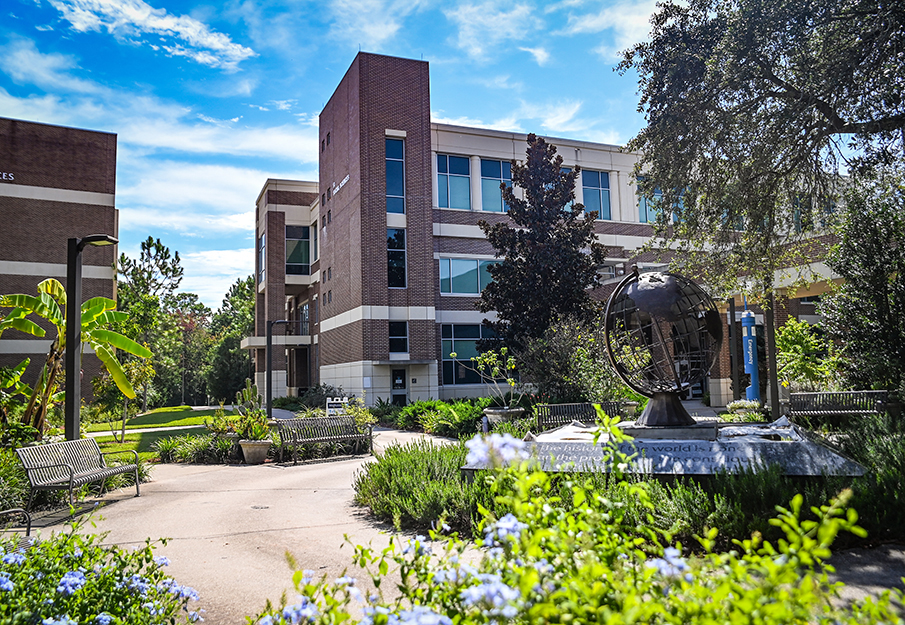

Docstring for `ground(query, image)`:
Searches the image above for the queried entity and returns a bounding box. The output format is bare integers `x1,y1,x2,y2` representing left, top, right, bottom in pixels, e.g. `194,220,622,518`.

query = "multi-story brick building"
245,52,837,407
0,117,118,388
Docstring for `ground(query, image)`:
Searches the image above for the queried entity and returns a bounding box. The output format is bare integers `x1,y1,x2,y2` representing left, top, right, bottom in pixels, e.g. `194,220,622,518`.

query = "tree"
774,318,831,392
618,0,905,295
206,276,255,402
819,168,905,396
0,279,152,435
116,236,184,410
155,293,212,406
478,134,607,346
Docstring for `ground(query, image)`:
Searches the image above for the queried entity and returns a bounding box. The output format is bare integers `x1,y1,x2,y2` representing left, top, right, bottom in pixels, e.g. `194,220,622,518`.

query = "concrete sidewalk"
25,427,905,624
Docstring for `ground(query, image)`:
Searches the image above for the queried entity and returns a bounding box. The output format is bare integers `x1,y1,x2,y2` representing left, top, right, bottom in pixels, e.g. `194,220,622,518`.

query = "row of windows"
439,257,497,294
389,321,500,387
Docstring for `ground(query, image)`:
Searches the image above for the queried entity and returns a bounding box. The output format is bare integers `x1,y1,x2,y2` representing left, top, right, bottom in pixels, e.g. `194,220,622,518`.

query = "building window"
312,223,318,261
387,228,406,288
582,170,611,220
328,290,332,304
389,321,408,353
326,132,331,146
480,159,511,212
639,187,662,223
321,139,325,153
441,324,496,385
286,226,310,275
437,154,471,210
439,258,498,294
258,233,265,284
386,138,405,214
300,302,309,334
327,210,332,224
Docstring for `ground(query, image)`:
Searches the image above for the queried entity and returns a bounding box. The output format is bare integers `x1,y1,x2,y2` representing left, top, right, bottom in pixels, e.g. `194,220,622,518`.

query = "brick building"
0,117,118,388
244,53,836,407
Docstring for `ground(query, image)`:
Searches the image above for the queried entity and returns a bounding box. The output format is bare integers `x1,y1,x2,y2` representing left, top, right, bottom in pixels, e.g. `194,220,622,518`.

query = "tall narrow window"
480,159,511,212
258,233,265,284
387,228,406,288
285,226,310,275
437,154,471,209
312,222,318,261
582,170,611,220
386,138,405,214
639,187,663,223
389,321,408,353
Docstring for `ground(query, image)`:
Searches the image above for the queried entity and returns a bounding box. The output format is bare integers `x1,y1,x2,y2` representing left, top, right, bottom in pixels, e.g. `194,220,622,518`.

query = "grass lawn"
86,405,232,432
93,427,208,462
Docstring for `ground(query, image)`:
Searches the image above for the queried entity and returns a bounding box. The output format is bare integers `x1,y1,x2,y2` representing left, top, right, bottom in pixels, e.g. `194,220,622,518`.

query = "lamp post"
65,234,118,441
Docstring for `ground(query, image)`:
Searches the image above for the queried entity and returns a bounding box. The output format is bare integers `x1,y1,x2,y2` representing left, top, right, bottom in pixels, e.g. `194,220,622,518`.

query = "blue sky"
1,0,655,309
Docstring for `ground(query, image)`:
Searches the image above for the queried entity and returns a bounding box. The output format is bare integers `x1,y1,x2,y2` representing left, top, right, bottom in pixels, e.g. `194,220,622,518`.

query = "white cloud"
431,111,524,133
47,0,256,70
326,0,430,50
177,249,254,308
519,46,550,66
269,99,295,111
0,38,102,94
35,24,54,31
445,2,540,60
560,0,657,60
517,99,585,134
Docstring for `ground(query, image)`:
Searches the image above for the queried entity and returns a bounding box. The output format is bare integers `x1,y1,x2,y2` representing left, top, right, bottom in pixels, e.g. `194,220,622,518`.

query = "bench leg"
134,466,141,497
25,489,35,513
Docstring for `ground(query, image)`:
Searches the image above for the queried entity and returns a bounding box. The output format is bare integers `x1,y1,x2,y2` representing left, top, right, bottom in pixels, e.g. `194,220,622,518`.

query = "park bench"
788,390,889,421
535,402,622,433
0,508,33,552
15,439,140,511
277,416,373,464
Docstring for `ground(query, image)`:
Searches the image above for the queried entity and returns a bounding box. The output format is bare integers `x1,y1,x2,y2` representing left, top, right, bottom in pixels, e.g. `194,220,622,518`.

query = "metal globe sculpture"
604,267,723,426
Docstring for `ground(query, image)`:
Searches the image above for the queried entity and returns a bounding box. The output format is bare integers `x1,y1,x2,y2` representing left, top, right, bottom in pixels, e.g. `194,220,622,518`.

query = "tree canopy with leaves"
619,0,905,295
478,134,606,345
820,167,905,396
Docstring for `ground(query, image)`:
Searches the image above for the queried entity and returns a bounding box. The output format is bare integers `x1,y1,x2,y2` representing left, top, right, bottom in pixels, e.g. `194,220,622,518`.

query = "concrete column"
470,155,481,211
610,170,622,222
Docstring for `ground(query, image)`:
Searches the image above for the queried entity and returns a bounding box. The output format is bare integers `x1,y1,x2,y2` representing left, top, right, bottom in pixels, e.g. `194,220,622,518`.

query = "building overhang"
241,335,313,350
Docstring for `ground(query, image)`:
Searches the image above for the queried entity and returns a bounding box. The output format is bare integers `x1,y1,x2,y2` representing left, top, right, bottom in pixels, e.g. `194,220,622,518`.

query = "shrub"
394,400,445,431
352,439,501,534
296,384,348,409
259,426,904,625
152,434,235,464
370,397,400,425
0,516,202,624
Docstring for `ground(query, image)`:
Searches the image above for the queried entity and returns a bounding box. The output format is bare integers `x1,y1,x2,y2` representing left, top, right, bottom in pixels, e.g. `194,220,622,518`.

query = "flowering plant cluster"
0,517,202,624
253,412,905,624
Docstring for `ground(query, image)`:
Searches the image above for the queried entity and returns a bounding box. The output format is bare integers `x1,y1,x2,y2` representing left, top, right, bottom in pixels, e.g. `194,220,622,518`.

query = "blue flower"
402,535,431,557
119,574,150,595
95,613,114,624
299,569,316,586
334,575,356,586
143,601,165,616
154,556,171,567
188,609,204,622
56,570,87,596
2,552,26,566
258,616,274,625
42,617,77,625
482,513,527,548
361,606,400,625
0,574,13,592
397,605,452,625
179,585,200,602
460,576,522,618
648,547,693,581
282,597,318,624
466,434,529,467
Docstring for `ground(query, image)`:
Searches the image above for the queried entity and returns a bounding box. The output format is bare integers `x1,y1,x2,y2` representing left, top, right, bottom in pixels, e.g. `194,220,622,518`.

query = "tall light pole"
65,234,118,441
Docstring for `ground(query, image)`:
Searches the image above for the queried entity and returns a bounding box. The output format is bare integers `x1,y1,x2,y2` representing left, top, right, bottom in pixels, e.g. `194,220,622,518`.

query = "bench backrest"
15,439,105,485
536,402,621,430
277,416,364,440
789,390,888,412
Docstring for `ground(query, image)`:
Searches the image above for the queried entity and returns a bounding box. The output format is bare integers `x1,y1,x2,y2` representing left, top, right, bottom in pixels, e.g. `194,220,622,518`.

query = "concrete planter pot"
238,440,271,465
483,407,526,427
622,401,640,418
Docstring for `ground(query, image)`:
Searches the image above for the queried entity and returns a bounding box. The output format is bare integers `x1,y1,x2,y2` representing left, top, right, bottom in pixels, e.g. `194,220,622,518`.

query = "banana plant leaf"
0,359,29,389
94,344,136,399
37,278,66,306
81,302,108,327
89,329,153,358
81,297,116,314
95,310,128,325
0,316,46,337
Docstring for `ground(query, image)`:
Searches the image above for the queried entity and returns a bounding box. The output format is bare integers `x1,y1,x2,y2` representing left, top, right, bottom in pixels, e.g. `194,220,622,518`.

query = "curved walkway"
24,427,905,624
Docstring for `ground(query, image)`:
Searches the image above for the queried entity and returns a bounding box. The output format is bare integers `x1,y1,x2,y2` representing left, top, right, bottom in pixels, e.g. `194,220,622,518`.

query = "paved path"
25,427,905,624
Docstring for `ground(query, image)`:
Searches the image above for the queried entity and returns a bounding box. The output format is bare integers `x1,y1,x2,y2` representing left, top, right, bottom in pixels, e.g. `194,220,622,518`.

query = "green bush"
394,400,445,430
0,516,202,623
352,439,501,534
152,434,236,464
259,424,904,625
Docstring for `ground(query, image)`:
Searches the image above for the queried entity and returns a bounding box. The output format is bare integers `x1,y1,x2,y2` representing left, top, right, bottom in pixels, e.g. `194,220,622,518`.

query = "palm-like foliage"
0,278,152,435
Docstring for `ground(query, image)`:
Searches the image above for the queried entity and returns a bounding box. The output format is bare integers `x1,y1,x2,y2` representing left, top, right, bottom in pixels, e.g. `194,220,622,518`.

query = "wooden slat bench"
277,416,373,464
535,402,622,433
15,439,140,511
789,390,888,420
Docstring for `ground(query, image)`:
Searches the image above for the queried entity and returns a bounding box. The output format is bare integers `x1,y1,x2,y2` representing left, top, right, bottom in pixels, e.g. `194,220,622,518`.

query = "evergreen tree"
478,134,606,346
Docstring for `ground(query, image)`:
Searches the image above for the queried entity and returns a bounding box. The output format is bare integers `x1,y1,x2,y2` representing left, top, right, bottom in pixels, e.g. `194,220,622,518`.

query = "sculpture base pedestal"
635,392,695,427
